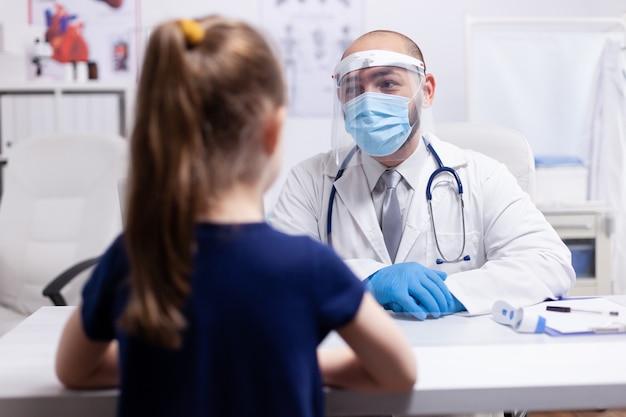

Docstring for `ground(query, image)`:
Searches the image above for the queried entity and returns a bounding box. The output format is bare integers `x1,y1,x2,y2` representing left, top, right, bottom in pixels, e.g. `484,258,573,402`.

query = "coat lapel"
333,164,391,263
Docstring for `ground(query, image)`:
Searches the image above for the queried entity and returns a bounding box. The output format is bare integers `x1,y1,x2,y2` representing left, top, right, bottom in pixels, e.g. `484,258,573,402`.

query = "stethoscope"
326,137,471,264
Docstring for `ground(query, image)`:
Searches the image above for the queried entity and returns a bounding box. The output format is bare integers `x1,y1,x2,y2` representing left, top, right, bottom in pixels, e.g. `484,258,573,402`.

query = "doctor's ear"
421,73,436,108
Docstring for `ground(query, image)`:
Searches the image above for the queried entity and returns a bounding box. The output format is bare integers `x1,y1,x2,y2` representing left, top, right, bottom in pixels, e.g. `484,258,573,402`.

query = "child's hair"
119,15,286,349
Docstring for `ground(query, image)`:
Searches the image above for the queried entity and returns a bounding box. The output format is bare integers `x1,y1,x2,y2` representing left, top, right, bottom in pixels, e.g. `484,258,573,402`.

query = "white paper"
524,298,626,335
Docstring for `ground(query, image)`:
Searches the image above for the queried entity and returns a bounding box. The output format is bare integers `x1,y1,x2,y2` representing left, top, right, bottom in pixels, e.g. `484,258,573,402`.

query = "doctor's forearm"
445,253,575,315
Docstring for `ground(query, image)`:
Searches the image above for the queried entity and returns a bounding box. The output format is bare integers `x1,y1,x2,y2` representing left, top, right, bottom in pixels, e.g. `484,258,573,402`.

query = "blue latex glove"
449,294,466,314
365,262,459,320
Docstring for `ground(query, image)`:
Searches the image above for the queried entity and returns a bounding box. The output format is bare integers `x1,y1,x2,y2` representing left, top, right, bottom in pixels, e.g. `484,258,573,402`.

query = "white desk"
0,307,116,417
2,303,626,417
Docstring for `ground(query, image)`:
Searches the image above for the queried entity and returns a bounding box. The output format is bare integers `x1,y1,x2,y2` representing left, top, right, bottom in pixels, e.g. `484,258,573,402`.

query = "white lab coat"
587,38,626,295
270,133,575,315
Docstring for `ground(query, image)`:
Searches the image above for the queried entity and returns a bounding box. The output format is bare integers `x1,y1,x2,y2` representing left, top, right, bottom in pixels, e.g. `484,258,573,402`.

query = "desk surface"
1,301,626,417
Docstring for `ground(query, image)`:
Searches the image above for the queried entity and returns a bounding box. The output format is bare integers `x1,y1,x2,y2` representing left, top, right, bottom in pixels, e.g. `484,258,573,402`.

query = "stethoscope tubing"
326,145,359,246
327,137,470,264
424,139,469,264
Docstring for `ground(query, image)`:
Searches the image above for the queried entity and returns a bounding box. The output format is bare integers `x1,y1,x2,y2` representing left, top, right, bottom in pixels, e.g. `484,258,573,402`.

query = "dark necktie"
381,169,402,262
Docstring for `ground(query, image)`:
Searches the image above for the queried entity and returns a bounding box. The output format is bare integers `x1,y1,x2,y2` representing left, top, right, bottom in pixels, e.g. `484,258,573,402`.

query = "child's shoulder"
97,234,129,273
267,225,341,261
267,224,324,245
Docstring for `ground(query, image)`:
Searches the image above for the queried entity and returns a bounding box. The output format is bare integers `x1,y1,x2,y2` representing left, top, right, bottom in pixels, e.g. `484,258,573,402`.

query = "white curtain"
469,20,626,294
469,25,620,163
586,38,626,294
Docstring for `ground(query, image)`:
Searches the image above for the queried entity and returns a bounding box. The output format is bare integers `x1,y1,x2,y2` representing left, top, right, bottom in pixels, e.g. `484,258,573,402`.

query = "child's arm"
55,307,120,389
318,293,416,392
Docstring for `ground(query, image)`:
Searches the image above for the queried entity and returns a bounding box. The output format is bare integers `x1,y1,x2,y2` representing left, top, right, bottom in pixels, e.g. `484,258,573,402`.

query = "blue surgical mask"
343,92,415,157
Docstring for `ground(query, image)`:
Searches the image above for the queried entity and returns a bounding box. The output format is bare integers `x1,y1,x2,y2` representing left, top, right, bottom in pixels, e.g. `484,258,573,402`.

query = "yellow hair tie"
178,19,204,46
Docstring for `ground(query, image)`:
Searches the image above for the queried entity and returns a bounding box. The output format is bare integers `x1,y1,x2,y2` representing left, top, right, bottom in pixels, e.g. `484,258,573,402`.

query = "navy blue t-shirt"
81,222,364,417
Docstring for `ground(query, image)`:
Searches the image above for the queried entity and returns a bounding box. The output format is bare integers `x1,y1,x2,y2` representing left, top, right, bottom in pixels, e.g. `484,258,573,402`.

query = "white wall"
1,0,625,208
0,1,27,25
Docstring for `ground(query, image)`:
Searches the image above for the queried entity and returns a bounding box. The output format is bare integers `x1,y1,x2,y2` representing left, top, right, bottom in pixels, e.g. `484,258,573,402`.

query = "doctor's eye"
376,78,402,93
379,79,397,89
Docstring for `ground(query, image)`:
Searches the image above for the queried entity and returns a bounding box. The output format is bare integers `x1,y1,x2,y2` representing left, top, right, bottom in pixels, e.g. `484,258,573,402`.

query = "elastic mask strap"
407,79,425,130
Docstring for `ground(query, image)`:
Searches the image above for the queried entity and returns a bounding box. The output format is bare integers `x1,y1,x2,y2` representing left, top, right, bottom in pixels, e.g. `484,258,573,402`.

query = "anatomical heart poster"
29,0,139,81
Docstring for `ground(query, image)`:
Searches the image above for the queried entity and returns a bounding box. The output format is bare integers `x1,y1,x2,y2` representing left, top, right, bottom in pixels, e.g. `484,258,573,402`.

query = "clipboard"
523,298,626,336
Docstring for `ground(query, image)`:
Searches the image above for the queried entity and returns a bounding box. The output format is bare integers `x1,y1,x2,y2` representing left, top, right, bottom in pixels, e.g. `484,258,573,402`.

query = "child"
55,15,416,417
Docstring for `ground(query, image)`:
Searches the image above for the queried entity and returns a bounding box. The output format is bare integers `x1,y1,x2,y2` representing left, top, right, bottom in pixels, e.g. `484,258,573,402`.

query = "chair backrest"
0,132,128,315
434,122,536,201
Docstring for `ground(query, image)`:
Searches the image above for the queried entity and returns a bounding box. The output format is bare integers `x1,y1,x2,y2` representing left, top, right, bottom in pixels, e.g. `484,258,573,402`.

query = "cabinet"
540,205,612,296
0,82,133,154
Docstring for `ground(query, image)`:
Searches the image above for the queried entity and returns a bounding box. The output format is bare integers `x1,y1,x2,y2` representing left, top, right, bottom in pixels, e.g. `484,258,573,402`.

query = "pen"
546,306,619,316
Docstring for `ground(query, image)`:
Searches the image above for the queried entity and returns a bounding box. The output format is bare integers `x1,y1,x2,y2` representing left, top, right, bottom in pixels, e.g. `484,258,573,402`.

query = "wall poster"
29,0,139,82
260,0,364,116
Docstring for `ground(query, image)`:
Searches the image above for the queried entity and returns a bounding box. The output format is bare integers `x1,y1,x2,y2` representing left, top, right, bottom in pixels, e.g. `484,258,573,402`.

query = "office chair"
434,122,536,201
0,132,127,336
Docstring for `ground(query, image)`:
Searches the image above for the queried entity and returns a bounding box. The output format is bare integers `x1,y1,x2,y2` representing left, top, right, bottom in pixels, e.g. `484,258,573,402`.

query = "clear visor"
331,50,431,168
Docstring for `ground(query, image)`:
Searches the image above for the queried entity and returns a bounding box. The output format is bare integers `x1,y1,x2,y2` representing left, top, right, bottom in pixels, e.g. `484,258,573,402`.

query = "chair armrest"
42,257,101,306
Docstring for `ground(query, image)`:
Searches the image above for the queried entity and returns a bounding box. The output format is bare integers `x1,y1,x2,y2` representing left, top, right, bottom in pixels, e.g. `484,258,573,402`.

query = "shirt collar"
362,137,430,193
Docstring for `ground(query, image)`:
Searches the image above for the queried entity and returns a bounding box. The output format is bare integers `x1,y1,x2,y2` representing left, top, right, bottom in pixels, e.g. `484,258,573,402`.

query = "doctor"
270,30,575,319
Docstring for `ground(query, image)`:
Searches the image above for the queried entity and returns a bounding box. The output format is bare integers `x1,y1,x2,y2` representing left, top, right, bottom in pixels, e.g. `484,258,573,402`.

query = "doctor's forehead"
344,32,409,57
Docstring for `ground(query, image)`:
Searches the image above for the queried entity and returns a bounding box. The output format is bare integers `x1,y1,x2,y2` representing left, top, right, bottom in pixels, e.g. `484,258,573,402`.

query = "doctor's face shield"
331,50,429,166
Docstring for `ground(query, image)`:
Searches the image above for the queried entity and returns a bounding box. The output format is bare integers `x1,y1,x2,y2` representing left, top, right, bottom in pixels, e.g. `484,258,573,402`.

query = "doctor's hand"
365,262,457,320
